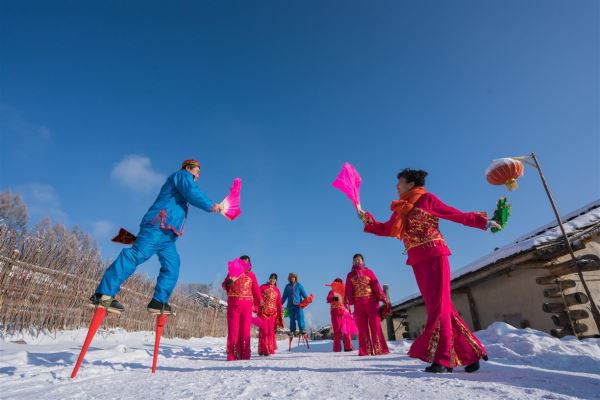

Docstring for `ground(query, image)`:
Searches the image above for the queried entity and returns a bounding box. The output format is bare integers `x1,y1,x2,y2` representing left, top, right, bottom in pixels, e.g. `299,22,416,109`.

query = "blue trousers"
96,227,180,303
288,306,305,332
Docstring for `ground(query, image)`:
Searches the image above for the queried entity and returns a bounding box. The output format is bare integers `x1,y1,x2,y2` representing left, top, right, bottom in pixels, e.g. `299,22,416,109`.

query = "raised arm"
363,212,399,237
221,274,233,292
173,171,215,212
424,193,487,230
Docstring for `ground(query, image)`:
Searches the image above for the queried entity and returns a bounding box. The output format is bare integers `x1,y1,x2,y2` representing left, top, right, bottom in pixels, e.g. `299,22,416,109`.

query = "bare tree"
0,191,28,233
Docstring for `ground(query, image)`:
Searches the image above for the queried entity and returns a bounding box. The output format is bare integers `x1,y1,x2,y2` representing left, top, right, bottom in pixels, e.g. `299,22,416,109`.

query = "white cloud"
110,155,165,192
17,183,68,224
92,220,115,238
0,103,52,142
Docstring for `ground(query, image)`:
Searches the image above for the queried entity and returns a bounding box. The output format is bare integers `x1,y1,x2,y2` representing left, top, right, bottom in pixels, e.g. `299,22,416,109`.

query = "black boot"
89,293,125,314
424,363,453,373
465,361,480,373
147,299,174,315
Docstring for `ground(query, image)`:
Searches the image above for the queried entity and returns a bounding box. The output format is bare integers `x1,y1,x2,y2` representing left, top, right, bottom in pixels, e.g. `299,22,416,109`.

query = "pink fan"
332,162,362,212
227,258,249,278
220,178,242,221
341,310,359,336
251,314,265,330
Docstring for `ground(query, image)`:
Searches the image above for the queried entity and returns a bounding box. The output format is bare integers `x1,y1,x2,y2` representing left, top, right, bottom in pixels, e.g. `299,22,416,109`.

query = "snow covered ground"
1,322,599,400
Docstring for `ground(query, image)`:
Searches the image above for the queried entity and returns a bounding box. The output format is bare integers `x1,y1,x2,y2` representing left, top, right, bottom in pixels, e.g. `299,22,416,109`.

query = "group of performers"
89,159,498,373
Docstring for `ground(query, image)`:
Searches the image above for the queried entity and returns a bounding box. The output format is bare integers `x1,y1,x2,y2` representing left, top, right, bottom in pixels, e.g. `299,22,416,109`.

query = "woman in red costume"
258,273,284,356
326,278,354,352
361,168,498,373
221,255,262,361
345,254,390,356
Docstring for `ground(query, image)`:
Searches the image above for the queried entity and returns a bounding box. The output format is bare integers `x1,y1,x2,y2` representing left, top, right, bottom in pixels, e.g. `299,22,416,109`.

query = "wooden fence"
0,227,227,339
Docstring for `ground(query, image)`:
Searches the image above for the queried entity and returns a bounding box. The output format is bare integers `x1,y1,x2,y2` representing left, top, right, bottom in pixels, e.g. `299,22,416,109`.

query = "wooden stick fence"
0,226,227,339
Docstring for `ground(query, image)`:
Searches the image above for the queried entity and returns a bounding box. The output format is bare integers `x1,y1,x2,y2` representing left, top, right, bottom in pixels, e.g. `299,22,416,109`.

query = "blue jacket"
140,170,215,236
282,282,307,307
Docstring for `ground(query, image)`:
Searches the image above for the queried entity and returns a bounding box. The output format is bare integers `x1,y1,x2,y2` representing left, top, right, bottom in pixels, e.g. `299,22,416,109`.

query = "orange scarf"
390,186,427,239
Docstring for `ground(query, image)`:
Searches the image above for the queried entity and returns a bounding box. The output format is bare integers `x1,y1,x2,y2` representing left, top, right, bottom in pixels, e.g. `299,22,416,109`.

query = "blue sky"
1,1,598,326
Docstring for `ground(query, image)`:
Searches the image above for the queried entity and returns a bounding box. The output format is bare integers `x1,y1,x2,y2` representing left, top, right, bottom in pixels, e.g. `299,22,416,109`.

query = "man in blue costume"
90,159,222,315
281,272,308,336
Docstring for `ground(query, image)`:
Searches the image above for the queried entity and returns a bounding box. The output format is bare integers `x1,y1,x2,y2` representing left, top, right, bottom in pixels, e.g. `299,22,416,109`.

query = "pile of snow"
1,322,599,399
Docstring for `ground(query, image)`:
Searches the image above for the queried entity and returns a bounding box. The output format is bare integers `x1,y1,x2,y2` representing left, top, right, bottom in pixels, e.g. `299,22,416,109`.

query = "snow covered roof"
190,291,228,308
393,199,600,308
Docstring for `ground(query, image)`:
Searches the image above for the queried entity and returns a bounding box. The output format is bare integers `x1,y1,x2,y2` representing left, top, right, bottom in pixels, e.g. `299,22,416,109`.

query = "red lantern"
486,158,524,191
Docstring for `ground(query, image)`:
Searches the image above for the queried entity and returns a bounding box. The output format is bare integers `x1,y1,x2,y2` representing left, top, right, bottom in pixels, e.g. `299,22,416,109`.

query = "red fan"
220,178,242,221
485,158,524,191
299,294,314,309
111,228,137,245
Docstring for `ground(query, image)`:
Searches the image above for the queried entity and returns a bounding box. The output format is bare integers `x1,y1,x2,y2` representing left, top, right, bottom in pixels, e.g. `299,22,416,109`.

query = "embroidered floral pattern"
261,286,279,316
453,313,487,359
228,275,253,299
426,321,441,362
403,208,446,251
351,275,373,297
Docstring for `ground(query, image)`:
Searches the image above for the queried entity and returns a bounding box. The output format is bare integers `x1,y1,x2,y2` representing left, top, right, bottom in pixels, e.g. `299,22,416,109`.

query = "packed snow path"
1,322,599,400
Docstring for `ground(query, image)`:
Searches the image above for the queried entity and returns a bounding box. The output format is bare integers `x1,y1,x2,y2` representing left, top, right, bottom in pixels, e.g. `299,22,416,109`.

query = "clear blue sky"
1,1,598,326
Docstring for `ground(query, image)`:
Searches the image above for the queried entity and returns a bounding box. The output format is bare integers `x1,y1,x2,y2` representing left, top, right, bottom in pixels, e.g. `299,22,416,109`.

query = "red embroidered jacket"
259,283,283,319
222,270,262,307
364,192,487,265
345,264,387,306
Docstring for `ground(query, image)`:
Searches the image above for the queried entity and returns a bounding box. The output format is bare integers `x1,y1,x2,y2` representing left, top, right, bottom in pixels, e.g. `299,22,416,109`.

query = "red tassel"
71,307,107,378
151,314,169,373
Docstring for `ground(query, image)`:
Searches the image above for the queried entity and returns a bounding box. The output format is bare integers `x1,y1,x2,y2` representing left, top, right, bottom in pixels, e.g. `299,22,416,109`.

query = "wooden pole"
383,285,396,341
530,152,600,338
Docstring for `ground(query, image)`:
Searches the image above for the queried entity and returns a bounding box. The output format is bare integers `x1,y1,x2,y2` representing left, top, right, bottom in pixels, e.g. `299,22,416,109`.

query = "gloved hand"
332,295,340,302
225,278,234,288
358,210,374,225
486,220,502,231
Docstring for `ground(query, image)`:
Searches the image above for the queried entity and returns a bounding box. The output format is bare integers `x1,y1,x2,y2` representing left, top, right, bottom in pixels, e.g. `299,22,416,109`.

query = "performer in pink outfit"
345,254,390,356
222,255,262,361
326,278,354,352
258,273,284,356
361,168,496,373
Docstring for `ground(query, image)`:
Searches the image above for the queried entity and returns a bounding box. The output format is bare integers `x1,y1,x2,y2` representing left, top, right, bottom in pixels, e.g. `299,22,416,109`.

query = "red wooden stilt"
71,307,107,378
151,314,168,373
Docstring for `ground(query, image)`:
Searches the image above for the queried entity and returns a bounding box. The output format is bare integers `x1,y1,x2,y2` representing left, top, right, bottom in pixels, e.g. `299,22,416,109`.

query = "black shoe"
89,294,124,314
424,363,453,373
465,361,480,373
344,348,354,352
299,330,306,336
287,331,295,337
483,355,489,361
147,299,174,315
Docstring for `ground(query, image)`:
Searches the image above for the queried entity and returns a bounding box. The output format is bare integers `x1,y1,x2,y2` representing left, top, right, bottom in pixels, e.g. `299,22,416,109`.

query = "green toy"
491,197,511,233
283,307,289,318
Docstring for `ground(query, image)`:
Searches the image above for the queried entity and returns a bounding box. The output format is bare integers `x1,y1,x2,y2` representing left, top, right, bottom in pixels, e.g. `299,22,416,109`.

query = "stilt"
297,333,310,349
71,307,107,378
288,335,293,351
151,314,169,373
